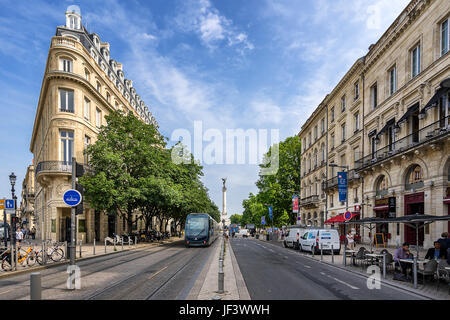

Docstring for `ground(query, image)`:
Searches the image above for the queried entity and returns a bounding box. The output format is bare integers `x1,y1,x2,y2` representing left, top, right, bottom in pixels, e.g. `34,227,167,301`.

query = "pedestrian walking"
346,230,355,250
16,228,24,244
31,226,36,240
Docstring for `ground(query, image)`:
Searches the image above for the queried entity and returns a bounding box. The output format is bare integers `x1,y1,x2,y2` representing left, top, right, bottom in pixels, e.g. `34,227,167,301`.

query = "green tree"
242,136,302,228
229,214,242,225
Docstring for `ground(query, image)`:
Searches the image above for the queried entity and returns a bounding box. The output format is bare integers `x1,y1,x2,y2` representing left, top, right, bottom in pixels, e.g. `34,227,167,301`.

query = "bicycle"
36,241,65,265
1,244,38,270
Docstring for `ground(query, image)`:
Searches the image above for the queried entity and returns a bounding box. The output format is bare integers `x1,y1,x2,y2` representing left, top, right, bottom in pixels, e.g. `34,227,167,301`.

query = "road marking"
327,275,359,290
148,266,168,280
320,272,326,276
304,265,311,269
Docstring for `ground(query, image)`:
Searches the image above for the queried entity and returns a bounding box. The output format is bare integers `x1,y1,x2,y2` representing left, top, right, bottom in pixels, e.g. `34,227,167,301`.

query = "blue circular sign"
63,189,82,207
344,211,352,220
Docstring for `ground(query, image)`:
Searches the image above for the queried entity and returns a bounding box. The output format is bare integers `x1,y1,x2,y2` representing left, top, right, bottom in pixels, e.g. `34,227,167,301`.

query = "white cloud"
174,0,253,53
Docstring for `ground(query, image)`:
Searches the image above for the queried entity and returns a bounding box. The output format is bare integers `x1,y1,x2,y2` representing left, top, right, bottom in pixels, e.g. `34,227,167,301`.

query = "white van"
299,229,340,254
238,229,249,238
283,228,305,250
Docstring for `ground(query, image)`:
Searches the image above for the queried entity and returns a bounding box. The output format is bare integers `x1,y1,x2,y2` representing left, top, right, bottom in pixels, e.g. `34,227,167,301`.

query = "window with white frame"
389,66,396,96
96,108,102,128
371,83,378,109
354,82,359,100
441,18,449,57
96,82,101,93
59,89,74,112
354,113,360,131
85,69,90,81
60,130,74,163
341,95,346,112
60,59,72,72
83,98,90,121
341,123,346,141
411,44,421,78
84,135,91,164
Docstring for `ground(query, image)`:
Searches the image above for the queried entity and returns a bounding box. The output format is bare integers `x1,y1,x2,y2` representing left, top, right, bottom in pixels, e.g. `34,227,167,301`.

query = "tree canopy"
241,136,301,228
80,110,219,234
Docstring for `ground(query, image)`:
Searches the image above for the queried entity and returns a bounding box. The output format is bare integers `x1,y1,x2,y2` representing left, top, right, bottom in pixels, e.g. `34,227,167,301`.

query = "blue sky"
0,0,409,216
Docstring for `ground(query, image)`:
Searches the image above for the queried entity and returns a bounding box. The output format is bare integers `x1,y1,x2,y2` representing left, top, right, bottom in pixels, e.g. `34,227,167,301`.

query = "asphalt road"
0,240,215,300
230,237,428,300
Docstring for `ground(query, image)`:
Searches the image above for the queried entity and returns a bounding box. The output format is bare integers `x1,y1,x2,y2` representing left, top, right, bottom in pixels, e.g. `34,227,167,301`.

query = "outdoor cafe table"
399,258,429,289
345,250,357,266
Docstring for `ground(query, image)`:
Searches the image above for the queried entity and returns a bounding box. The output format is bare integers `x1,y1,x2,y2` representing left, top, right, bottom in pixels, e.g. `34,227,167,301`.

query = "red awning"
324,213,360,224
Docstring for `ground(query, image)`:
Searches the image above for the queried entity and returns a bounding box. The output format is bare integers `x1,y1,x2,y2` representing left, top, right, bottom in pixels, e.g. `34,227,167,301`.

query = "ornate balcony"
323,169,360,191
301,195,320,208
355,117,449,171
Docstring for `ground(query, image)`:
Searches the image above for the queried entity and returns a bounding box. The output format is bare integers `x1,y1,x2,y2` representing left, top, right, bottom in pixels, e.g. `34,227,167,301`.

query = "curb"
258,238,444,300
0,239,181,280
228,239,251,300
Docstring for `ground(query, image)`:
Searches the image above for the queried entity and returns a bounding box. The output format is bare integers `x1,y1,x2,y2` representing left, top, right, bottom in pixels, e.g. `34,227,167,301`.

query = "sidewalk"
259,237,450,300
0,237,183,278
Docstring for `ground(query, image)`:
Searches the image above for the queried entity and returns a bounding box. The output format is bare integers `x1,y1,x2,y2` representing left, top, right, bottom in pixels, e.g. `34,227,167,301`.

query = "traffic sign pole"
70,157,76,269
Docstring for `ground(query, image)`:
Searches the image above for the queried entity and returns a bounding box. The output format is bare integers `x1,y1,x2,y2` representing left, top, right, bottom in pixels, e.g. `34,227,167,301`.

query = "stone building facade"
298,0,450,247
30,6,159,242
19,164,36,230
299,102,327,227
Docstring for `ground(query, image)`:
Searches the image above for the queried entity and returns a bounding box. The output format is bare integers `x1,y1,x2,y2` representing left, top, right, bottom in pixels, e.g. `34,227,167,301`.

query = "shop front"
404,192,424,246
373,197,391,243
444,187,450,232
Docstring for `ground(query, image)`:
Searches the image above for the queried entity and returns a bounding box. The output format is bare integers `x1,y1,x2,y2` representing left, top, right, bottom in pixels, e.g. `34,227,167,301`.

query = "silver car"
0,223,9,240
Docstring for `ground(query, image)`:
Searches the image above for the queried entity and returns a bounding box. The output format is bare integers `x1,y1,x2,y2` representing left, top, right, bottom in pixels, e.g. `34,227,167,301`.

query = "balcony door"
439,94,449,128
60,130,74,165
411,113,419,143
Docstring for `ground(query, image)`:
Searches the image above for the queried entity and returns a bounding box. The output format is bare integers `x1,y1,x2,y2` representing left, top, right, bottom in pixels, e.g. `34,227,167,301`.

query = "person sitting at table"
394,242,414,279
425,241,447,260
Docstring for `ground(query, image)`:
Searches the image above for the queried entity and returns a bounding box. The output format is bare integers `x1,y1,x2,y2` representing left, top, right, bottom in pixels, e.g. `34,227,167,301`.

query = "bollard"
331,244,334,264
343,245,347,267
218,259,224,294
42,241,46,265
79,240,82,258
320,243,323,261
128,237,130,249
121,237,124,250
65,241,68,260
93,239,96,255
135,236,137,248
113,238,116,251
413,257,418,289
104,239,107,253
30,273,42,300
382,252,386,279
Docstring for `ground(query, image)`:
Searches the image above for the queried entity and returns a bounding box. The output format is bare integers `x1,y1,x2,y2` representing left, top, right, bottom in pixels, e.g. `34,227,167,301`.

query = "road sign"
2,199,15,209
268,207,273,220
338,171,348,202
344,211,352,221
63,189,82,207
261,216,265,225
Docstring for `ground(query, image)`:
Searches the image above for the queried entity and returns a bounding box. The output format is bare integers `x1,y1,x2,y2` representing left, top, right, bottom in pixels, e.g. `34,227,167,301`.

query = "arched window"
405,165,424,190
59,58,73,72
376,175,388,197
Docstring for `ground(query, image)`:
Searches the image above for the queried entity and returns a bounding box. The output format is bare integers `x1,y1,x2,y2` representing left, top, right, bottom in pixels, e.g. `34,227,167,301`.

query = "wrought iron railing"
301,195,320,206
355,117,449,170
323,169,359,190
35,161,92,175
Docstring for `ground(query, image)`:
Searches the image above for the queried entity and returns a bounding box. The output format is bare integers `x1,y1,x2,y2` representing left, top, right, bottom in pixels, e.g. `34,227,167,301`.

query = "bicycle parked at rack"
1,243,38,270
36,241,65,265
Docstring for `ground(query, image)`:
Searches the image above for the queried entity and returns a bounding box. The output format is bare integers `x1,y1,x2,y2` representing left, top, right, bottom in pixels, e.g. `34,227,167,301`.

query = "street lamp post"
329,164,349,266
9,172,17,269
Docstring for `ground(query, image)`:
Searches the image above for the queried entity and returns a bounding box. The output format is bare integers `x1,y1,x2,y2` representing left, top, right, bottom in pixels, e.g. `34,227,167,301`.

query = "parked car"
299,229,340,255
283,228,305,250
0,223,9,241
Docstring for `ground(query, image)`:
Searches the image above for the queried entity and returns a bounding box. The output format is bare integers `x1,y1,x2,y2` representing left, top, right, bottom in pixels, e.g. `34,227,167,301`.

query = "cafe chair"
436,260,450,293
417,259,437,285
